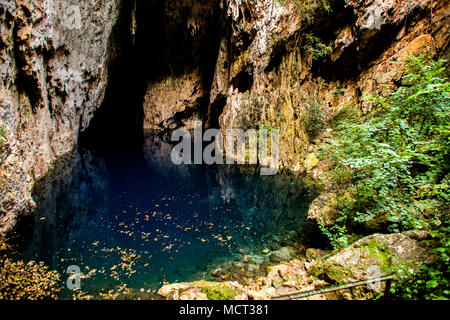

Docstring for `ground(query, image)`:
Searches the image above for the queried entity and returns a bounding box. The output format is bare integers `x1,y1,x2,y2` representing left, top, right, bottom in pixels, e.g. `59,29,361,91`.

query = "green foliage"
0,123,10,164
329,105,360,130
391,231,449,300
324,55,449,233
303,33,332,61
318,223,348,250
303,97,326,138
319,55,450,299
0,242,61,300
276,0,332,25
0,124,6,146
238,94,265,129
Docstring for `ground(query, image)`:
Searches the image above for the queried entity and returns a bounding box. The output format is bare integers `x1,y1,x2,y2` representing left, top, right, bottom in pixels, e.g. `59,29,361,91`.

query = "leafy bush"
391,230,449,300
276,0,332,25
318,223,349,249
303,97,326,138
303,33,332,61
324,56,449,234
329,105,360,130
0,123,10,163
238,95,265,129
0,124,6,146
319,55,450,299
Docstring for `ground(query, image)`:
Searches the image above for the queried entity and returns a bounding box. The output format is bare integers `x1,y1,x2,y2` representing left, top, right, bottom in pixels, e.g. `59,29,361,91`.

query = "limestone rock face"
157,280,244,300
307,192,339,226
0,0,121,234
143,69,205,131
141,0,222,131
269,246,298,263
1,0,449,237
157,258,327,300
304,153,319,172
210,0,449,172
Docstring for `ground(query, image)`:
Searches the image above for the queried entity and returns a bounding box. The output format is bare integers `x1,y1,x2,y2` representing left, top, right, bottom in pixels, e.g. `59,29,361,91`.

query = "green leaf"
426,280,439,289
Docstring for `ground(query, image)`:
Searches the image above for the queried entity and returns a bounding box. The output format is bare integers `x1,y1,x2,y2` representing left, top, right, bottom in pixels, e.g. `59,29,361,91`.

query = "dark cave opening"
231,67,254,93
5,2,335,298
308,0,430,81
79,0,224,155
78,0,147,155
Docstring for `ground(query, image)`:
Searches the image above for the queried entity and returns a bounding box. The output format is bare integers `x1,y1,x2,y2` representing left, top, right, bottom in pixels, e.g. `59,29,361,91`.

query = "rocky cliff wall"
0,0,121,234
140,0,449,174
213,0,449,176
0,0,449,235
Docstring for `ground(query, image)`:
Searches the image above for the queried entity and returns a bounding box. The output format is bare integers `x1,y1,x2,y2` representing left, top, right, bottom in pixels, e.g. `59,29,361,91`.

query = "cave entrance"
79,0,224,157
11,1,321,300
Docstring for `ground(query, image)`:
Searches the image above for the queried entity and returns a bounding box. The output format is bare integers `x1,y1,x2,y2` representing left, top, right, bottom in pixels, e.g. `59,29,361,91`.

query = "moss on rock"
325,264,353,283
201,285,238,300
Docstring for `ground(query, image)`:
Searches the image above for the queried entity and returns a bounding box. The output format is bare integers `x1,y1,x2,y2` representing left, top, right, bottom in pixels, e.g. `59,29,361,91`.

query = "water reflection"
24,150,110,265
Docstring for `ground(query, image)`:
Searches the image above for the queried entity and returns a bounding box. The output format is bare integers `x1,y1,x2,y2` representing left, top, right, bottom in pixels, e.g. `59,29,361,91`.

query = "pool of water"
13,135,318,299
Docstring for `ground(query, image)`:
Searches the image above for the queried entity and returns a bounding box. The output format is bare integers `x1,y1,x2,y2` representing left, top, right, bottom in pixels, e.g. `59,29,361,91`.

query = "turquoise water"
14,136,317,299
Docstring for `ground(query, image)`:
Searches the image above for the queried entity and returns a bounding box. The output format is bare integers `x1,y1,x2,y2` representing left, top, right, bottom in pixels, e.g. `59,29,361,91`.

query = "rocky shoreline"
158,230,438,300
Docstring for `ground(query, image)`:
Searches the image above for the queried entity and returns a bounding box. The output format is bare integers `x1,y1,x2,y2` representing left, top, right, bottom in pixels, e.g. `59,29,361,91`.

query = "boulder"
306,248,329,262
308,231,438,299
304,153,319,172
307,192,340,226
158,280,244,300
269,246,298,263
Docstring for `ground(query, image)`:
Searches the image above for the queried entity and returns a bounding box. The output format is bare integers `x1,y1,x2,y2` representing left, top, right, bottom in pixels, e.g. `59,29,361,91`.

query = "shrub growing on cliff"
390,231,450,300
0,123,10,164
303,33,332,61
238,94,265,129
324,55,449,235
319,55,449,297
303,97,326,138
0,124,6,145
276,0,332,25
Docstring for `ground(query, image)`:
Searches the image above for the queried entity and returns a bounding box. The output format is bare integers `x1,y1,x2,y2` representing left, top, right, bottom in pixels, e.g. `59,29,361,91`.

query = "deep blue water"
15,136,317,299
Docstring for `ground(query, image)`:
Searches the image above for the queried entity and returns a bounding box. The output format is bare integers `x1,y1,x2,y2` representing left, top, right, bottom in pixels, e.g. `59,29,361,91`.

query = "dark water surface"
13,136,318,299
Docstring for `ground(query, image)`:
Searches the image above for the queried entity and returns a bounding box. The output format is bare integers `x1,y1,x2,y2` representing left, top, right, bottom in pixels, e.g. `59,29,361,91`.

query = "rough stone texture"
269,246,298,263
143,69,205,131
307,192,339,226
308,230,438,299
157,280,245,300
0,0,121,234
215,0,308,170
304,153,319,172
141,0,221,132
158,258,328,300
206,0,450,174
159,231,437,300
